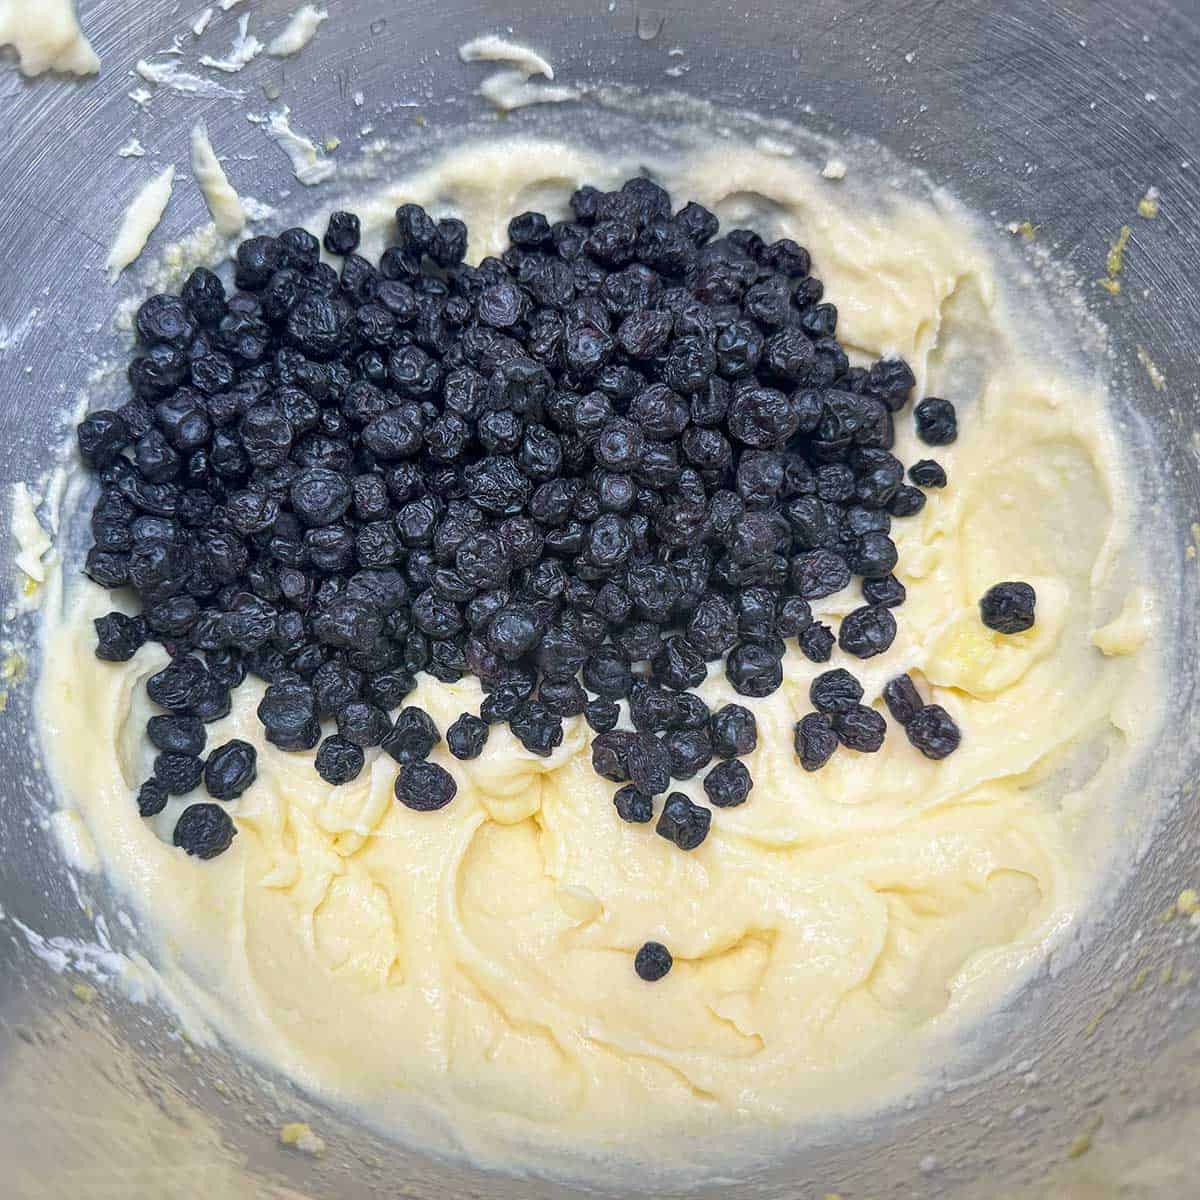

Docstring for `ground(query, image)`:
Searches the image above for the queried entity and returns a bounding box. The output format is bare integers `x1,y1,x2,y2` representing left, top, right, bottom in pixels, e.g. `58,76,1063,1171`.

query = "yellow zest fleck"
280,1122,326,1156
2,653,27,683
71,982,97,1002
324,136,341,152
1106,225,1132,277
22,577,39,597
1136,345,1167,391
1067,1115,1103,1159
1177,888,1200,916
1138,188,1160,219
1097,277,1121,296
1015,220,1037,241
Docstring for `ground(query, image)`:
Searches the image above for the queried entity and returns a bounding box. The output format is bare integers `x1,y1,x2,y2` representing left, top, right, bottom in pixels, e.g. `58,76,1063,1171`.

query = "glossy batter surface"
38,136,1161,1180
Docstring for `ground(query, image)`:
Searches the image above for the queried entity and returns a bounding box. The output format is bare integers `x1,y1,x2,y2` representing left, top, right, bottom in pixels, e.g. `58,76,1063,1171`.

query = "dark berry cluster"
78,177,980,866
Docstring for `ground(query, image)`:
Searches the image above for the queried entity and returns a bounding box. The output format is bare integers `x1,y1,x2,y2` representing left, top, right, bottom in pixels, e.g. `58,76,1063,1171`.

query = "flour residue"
254,107,336,185
198,12,262,73
458,34,579,112
190,123,245,237
106,165,175,281
267,4,327,57
0,0,99,76
136,57,243,99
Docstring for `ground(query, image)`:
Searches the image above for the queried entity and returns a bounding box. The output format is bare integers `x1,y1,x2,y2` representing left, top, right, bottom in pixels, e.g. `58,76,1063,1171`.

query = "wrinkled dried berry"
204,740,257,800
147,714,205,756
395,760,457,811
725,642,783,697
703,758,752,808
634,940,672,981
510,701,563,756
909,459,947,488
590,729,637,782
795,712,837,771
810,668,864,714
862,574,906,608
655,792,711,851
585,697,620,734
173,802,237,858
798,621,835,663
915,397,957,445
710,704,757,759
838,605,897,659
337,700,391,747
980,581,1036,634
383,707,440,763
614,784,654,824
154,751,204,795
662,727,713,780
832,704,887,752
138,777,168,817
257,680,320,750
906,704,962,759
447,712,489,759
883,674,925,726
324,210,361,256
626,733,671,795
93,611,148,661
315,735,365,784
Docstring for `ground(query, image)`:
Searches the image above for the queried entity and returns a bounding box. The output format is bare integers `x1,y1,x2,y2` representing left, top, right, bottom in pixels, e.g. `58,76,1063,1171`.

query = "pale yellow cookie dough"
38,136,1162,1181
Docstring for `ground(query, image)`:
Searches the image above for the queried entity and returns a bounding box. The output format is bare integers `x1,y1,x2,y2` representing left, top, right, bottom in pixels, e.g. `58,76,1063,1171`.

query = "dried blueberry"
795,712,837,771
383,707,440,763
395,760,457,811
137,777,169,817
614,784,654,824
838,605,897,659
94,612,147,662
509,701,563,756
337,700,391,748
832,704,887,752
710,704,757,759
725,641,783,697
883,674,924,726
588,696,624,729
862,574,906,608
173,802,237,858
915,397,957,445
634,940,672,981
906,704,962,759
154,751,204,795
655,792,711,851
909,459,947,488
315,735,365,784
447,712,489,759
147,714,205,756
980,582,1036,634
204,740,257,800
662,727,713,780
703,758,752,808
810,668,864,714
257,680,320,751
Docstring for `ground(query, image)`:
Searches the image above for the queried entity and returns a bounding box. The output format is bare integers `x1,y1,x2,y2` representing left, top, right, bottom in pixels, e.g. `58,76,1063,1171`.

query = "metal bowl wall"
1,2,1198,1196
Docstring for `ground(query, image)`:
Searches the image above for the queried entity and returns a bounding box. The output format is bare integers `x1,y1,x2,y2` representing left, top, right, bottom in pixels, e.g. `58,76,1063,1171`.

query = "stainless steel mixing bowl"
2,1,1199,1196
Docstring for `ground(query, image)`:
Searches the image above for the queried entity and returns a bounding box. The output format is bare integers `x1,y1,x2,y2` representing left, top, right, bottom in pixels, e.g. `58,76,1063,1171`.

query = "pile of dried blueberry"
77,175,1037,870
